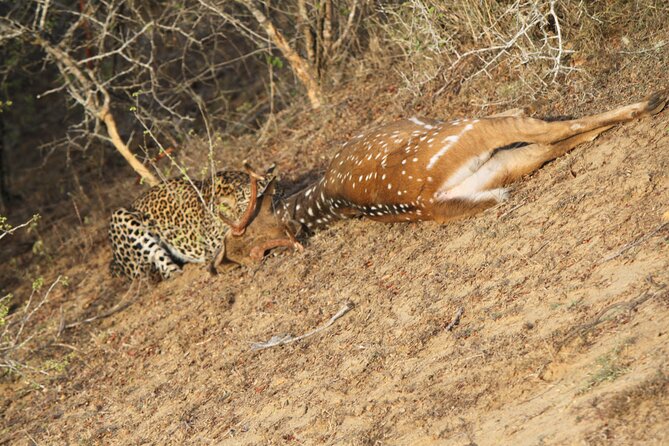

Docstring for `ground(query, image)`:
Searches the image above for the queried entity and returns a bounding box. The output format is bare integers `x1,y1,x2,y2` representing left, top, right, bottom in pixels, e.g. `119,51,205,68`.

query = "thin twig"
14,276,63,346
65,299,135,329
600,222,668,263
251,303,353,350
499,202,525,220
0,215,38,242
548,0,564,82
557,287,665,351
24,431,40,446
65,283,139,329
618,41,668,55
529,242,549,258
446,307,464,332
52,342,80,352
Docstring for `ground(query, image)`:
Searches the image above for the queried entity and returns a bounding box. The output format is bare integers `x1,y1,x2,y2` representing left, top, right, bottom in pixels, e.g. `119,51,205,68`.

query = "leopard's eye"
218,203,231,214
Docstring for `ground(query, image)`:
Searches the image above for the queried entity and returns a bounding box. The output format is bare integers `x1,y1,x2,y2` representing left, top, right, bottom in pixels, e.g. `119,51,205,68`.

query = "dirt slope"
2,53,669,446
3,96,668,446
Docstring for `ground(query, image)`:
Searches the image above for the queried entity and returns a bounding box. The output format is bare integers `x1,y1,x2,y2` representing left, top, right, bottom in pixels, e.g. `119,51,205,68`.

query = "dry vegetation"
2,1,669,444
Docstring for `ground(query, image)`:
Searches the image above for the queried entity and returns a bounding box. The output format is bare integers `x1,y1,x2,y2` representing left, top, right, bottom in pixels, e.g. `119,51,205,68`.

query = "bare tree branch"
237,0,323,109
33,32,160,186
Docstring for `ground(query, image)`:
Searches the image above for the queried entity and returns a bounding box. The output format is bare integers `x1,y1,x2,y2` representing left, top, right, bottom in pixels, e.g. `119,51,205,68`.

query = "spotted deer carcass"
274,90,667,229
212,90,668,270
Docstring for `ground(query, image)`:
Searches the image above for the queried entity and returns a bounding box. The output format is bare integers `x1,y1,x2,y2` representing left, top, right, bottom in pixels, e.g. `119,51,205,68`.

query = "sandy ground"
2,41,669,446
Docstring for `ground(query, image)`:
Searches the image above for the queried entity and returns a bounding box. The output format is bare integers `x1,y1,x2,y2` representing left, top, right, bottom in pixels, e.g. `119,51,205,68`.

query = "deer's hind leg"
436,90,667,184
436,125,611,205
428,91,667,224
488,89,668,145
483,125,614,189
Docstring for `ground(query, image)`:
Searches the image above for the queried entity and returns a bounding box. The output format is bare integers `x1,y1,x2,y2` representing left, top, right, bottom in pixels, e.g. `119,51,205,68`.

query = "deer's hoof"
645,89,669,116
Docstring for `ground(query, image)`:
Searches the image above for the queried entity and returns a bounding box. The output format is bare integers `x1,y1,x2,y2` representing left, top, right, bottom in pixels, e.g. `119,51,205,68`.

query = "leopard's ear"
264,163,277,177
257,171,277,196
260,177,277,199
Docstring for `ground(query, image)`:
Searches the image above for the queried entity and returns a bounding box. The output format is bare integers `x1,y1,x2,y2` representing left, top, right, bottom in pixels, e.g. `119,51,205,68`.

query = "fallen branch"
251,303,353,350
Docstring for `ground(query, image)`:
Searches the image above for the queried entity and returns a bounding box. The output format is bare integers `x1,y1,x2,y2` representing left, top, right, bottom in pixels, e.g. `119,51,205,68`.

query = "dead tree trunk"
297,0,316,66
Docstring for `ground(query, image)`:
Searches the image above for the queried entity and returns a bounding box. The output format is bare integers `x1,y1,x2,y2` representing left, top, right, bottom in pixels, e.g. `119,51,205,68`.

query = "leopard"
109,168,272,280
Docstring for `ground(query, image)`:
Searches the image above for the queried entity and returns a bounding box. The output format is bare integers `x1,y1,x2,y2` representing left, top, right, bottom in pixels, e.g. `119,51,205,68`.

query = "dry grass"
363,0,669,104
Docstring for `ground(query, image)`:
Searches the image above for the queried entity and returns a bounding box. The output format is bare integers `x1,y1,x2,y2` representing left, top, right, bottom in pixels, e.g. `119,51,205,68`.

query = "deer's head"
210,178,302,272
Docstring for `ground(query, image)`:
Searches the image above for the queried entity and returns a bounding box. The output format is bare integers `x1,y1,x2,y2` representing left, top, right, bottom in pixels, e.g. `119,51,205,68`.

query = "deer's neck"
276,178,343,232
